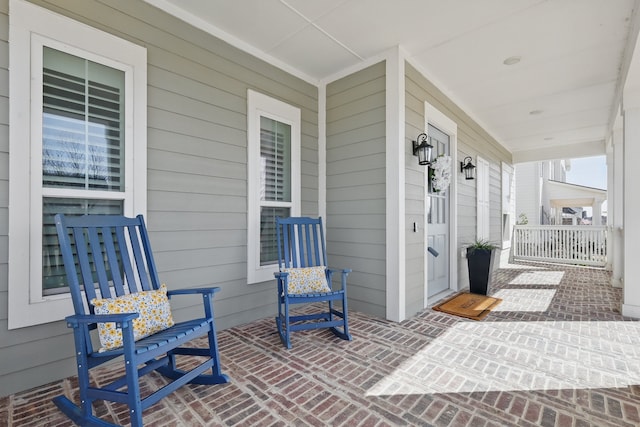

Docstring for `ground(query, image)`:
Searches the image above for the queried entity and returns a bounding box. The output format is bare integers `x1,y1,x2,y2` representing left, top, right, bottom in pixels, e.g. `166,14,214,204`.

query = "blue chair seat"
89,318,211,359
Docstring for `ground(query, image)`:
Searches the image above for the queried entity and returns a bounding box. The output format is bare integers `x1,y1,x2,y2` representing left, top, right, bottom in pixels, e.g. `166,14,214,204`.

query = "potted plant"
466,239,497,295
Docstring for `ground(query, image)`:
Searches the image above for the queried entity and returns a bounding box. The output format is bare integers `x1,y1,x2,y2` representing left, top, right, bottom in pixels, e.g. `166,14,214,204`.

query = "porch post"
592,200,603,226
622,105,640,317
611,122,623,287
385,46,406,322
605,139,613,271
554,206,562,225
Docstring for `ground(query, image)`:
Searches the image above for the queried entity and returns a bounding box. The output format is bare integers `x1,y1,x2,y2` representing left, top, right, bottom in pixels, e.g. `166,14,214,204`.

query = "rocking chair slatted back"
277,216,328,269
59,215,159,317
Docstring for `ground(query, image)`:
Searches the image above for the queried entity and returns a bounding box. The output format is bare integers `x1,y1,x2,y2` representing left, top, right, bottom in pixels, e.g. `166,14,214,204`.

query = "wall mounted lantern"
412,133,433,166
460,156,476,180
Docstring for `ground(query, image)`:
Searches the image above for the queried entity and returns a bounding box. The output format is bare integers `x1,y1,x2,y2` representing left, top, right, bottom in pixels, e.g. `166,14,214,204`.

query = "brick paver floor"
2,261,639,426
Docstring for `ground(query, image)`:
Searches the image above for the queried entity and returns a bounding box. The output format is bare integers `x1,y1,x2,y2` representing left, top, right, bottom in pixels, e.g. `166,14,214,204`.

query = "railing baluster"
512,225,607,267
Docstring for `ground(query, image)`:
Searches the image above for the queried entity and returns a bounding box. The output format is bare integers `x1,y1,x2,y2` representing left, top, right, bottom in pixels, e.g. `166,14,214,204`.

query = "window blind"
42,197,123,294
42,47,125,191
259,116,291,265
260,206,289,266
260,117,291,202
40,47,126,295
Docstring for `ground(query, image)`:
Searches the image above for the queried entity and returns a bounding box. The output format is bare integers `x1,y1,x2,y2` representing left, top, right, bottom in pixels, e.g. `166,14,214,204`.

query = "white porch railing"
512,225,607,267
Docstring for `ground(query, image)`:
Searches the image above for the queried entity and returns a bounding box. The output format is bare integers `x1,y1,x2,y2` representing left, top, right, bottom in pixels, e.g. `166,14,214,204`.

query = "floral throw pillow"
91,284,175,352
282,266,332,294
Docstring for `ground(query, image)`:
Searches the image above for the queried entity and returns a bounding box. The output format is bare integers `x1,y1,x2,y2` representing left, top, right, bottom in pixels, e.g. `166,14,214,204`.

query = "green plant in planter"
467,239,497,253
516,213,529,225
466,239,498,295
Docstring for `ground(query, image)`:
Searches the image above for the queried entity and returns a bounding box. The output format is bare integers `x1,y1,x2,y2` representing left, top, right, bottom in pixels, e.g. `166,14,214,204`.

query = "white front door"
427,124,450,298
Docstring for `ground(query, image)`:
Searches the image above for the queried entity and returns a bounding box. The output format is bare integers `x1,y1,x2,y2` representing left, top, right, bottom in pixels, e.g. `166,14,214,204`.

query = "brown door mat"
432,292,502,320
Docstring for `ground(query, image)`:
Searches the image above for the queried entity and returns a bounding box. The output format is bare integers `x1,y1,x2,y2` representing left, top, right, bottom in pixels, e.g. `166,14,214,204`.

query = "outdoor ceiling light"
503,56,521,65
460,156,476,180
412,133,433,166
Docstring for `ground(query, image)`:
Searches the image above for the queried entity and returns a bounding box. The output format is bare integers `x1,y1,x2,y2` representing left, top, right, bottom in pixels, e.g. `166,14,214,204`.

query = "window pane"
260,206,290,266
427,124,449,195
42,47,125,191
42,197,123,295
260,116,291,202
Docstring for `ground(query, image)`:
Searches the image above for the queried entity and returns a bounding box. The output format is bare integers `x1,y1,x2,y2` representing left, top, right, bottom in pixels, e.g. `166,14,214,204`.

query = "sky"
565,155,607,190
564,155,607,215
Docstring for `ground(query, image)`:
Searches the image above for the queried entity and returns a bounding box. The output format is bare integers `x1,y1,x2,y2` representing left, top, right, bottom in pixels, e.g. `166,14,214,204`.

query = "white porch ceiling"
147,0,640,160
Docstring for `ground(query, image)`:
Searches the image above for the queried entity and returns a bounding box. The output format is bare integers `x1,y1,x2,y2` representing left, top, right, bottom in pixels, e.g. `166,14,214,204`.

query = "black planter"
466,248,495,295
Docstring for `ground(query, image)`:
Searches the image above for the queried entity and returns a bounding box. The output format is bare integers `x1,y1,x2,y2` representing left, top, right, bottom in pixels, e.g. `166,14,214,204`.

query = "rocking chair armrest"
167,287,221,297
326,268,352,275
64,313,139,327
326,268,351,290
274,272,287,296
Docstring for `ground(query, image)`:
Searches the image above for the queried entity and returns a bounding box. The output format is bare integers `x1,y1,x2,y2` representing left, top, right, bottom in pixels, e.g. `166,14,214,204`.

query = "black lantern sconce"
460,156,476,180
412,133,433,166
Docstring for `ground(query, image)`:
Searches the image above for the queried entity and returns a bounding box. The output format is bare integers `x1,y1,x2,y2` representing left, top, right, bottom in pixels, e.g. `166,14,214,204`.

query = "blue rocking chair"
52,214,229,427
274,216,352,348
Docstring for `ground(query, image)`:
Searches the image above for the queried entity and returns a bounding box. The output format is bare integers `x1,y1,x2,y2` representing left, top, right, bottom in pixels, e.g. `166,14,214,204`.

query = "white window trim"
8,0,147,329
247,90,300,284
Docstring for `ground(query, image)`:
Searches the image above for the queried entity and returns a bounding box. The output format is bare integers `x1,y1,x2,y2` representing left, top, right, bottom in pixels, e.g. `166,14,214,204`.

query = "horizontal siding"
404,103,427,317
326,61,386,318
0,0,318,396
405,63,512,312
0,0,10,395
490,162,503,241
0,13,6,329
515,163,542,225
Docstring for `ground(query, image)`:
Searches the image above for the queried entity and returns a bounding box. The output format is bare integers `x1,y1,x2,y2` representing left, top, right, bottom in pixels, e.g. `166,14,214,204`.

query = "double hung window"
8,0,147,328
41,47,127,294
247,90,300,283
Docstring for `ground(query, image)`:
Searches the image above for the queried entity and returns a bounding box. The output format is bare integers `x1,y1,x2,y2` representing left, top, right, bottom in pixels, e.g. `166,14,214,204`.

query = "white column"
592,200,603,226
553,206,562,225
622,106,640,317
619,23,640,299
318,84,327,223
385,46,406,322
605,141,614,271
611,124,623,287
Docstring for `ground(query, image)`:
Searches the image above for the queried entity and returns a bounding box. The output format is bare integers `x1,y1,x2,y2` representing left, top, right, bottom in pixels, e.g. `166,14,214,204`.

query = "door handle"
427,246,439,257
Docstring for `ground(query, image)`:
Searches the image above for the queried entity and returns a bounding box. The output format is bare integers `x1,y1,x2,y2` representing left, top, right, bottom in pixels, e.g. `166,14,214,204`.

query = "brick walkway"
2,261,639,426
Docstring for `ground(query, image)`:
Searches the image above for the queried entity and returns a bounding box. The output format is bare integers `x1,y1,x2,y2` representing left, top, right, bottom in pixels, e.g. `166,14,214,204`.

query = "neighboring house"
515,159,606,226
0,0,512,396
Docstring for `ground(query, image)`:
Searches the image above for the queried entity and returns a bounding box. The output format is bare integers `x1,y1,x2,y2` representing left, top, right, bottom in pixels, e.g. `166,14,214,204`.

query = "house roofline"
548,179,606,194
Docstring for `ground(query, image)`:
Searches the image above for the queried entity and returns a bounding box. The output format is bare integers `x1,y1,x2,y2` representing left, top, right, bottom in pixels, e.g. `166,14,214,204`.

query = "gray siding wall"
0,0,318,396
404,71,426,317
326,62,386,318
405,63,512,315
515,162,542,225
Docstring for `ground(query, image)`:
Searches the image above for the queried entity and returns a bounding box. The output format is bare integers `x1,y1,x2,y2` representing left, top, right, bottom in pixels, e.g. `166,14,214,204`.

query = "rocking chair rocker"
274,216,352,348
52,214,229,427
